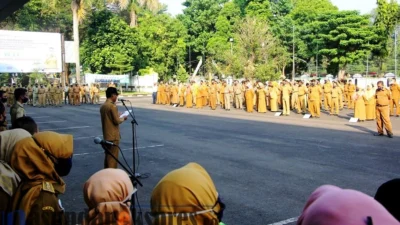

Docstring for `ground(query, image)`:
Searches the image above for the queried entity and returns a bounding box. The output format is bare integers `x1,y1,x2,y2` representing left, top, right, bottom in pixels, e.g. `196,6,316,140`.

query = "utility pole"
292,25,295,81
316,42,318,77
394,27,399,76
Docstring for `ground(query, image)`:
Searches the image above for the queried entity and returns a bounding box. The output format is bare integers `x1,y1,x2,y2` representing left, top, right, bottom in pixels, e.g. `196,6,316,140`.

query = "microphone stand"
101,144,142,222
120,99,140,223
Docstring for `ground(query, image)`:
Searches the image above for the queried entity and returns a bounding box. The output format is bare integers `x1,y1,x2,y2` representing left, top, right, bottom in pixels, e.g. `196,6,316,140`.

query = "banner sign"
0,30,62,73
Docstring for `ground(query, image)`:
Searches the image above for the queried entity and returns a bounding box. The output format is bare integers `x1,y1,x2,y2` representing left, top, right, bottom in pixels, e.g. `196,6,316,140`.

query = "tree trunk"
130,8,137,27
71,0,81,84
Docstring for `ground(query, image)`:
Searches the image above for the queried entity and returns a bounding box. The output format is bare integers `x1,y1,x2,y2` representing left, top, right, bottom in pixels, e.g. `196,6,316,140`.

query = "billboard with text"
0,30,62,73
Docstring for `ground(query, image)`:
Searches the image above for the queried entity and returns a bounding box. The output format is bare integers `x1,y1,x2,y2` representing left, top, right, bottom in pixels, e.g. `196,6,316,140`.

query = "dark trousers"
152,92,157,104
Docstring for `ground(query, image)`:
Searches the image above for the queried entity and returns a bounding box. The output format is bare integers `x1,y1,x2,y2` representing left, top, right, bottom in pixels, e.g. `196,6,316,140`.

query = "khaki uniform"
298,85,308,114
344,83,349,105
45,86,50,106
27,86,33,105
100,99,125,168
375,88,393,135
331,87,340,115
38,87,46,107
92,86,100,104
389,83,400,116
282,84,292,115
55,87,62,106
10,102,26,125
308,86,321,117
223,85,232,110
233,84,243,109
73,86,80,106
323,82,332,110
68,86,73,104
348,84,356,109
209,84,217,110
80,86,85,103
8,86,15,106
84,86,91,104
33,86,39,106
291,84,299,111
49,86,55,105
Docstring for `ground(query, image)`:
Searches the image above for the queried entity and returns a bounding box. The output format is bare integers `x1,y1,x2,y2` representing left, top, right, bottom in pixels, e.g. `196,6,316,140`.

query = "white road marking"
43,126,91,131
73,144,164,156
36,121,66,124
267,217,298,225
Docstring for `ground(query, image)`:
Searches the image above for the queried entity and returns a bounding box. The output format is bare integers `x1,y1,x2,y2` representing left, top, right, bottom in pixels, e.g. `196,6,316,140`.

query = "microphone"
118,98,129,102
94,137,115,146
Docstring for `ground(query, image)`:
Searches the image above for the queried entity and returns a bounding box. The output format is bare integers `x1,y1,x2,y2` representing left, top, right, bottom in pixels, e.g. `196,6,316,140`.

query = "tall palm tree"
129,0,161,27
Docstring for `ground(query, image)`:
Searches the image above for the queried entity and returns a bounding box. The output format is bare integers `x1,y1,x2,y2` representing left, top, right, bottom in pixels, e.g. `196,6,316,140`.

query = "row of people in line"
154,79,399,118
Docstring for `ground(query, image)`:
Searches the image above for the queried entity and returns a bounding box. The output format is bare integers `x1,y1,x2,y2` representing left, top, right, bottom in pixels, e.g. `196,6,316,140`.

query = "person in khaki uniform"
330,82,341,116
223,81,232,111
68,85,73,105
27,85,33,105
298,81,308,114
84,84,91,104
209,80,218,110
374,81,393,138
10,132,72,225
73,84,80,106
33,84,39,107
291,82,299,112
323,80,332,111
389,79,400,117
338,81,344,109
38,84,46,108
10,88,28,126
308,81,322,118
80,84,86,104
100,87,128,168
233,81,243,109
92,84,100,104
348,80,356,109
196,82,203,109
165,83,171,105
179,83,186,107
55,85,62,107
281,81,292,116
49,84,56,106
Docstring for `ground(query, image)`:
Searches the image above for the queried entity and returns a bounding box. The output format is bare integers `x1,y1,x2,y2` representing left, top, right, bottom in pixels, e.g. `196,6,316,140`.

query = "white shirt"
153,85,158,92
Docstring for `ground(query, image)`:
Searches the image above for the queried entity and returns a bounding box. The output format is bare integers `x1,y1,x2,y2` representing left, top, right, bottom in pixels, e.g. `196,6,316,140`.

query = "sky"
158,0,378,16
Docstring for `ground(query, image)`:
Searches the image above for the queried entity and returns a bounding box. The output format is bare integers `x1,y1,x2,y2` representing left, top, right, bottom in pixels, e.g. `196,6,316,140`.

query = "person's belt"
376,104,388,107
324,92,331,94
332,97,338,98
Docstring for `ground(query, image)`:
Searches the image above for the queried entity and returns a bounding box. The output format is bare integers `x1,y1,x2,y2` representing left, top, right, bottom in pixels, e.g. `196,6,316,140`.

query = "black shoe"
374,133,384,137
388,134,393,138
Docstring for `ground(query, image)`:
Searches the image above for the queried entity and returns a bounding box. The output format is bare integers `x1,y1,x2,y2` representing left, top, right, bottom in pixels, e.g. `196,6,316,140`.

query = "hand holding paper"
120,110,132,119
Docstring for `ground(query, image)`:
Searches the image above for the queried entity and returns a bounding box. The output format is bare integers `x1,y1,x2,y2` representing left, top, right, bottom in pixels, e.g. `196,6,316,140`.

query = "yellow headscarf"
10,131,73,218
151,163,223,225
365,85,375,100
83,168,135,225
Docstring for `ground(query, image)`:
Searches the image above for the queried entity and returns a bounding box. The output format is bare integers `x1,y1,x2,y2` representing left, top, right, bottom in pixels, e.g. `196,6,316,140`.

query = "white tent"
384,73,396,78
353,74,363,78
326,74,334,79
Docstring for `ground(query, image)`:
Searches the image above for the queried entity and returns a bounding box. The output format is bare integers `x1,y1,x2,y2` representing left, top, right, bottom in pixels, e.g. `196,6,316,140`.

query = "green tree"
176,65,189,82
313,11,379,75
81,11,137,74
135,13,187,80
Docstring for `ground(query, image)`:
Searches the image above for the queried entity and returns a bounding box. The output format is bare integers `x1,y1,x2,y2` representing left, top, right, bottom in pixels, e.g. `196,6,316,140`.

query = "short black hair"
14,88,27,101
12,116,37,135
106,87,118,98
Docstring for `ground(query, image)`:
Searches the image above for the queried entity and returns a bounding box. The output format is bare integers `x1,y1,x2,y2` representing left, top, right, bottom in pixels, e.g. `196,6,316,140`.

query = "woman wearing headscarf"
365,85,376,121
0,129,31,213
297,185,400,225
245,83,254,113
10,131,73,225
353,88,367,122
186,84,193,108
257,83,267,113
83,169,135,225
375,179,400,222
269,82,279,112
151,162,225,225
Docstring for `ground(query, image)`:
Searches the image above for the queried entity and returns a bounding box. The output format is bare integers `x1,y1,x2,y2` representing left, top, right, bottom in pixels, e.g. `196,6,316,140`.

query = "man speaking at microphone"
100,87,128,168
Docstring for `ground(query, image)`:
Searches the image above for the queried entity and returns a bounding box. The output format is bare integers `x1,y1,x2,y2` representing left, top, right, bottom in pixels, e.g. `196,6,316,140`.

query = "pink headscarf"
297,185,400,225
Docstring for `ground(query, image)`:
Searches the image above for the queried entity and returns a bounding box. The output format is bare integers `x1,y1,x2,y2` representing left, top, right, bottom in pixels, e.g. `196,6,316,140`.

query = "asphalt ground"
16,97,400,225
